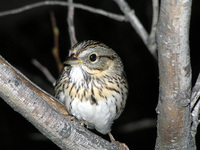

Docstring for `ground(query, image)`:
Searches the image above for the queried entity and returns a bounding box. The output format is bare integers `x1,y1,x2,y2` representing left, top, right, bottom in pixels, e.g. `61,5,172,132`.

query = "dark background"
0,0,200,149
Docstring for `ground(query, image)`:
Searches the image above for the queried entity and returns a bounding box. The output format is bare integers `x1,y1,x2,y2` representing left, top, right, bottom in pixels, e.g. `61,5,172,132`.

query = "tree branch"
113,0,158,59
50,12,63,72
114,0,148,45
191,72,200,108
32,59,56,85
0,1,126,22
155,0,193,149
67,0,78,46
191,72,200,138
148,0,159,59
0,55,124,150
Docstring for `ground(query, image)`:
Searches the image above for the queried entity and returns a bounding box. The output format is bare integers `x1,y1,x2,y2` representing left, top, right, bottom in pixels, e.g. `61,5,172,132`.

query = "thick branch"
156,0,192,150
0,55,123,150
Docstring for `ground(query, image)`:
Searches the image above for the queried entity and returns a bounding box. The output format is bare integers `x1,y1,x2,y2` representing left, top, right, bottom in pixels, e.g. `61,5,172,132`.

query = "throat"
70,66,85,83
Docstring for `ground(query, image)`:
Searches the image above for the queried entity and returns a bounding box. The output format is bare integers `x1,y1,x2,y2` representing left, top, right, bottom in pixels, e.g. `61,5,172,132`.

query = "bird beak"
63,56,83,66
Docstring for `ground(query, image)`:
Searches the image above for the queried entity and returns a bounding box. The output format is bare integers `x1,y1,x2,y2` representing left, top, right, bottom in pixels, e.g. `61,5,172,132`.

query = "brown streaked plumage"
54,40,128,135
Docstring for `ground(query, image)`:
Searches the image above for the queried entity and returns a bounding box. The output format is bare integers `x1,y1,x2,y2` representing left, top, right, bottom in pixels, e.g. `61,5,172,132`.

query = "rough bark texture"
155,0,193,150
0,55,125,150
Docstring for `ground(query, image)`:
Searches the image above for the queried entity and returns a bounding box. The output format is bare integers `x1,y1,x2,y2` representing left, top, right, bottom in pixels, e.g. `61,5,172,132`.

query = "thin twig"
190,72,200,137
191,72,200,108
32,59,56,85
0,1,127,22
50,12,63,72
148,0,159,59
150,0,159,39
114,0,148,45
67,0,78,46
191,99,200,137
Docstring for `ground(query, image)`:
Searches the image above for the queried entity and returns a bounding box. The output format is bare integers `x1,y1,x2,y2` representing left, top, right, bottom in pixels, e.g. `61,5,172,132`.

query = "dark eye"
89,53,97,62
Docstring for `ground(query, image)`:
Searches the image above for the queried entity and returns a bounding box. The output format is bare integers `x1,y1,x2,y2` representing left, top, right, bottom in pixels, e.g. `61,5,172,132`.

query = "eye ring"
89,53,98,62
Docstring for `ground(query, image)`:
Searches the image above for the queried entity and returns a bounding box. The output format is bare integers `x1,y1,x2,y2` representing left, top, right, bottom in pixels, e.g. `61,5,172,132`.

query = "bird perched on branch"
54,40,128,136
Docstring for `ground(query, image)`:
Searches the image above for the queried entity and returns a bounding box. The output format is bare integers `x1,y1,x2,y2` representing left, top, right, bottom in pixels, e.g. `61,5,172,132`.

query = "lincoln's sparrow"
54,40,128,135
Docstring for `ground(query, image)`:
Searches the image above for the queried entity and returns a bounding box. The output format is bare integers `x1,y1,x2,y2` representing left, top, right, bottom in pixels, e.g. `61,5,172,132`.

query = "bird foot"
79,120,88,128
108,133,129,150
70,117,89,128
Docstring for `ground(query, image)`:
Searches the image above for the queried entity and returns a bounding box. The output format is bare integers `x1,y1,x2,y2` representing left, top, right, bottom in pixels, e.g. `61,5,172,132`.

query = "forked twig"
114,0,158,59
114,0,148,45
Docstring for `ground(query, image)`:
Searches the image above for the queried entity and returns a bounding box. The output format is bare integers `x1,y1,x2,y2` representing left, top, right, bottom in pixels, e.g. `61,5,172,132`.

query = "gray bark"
155,0,193,149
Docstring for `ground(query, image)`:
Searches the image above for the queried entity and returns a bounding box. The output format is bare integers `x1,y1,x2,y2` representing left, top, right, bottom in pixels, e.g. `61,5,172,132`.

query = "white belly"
60,93,120,134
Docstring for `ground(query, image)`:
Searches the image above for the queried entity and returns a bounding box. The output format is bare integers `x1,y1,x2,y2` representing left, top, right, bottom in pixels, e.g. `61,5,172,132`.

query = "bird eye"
89,53,97,62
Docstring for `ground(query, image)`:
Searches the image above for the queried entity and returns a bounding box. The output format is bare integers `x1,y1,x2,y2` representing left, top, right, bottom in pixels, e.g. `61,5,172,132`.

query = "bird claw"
70,116,76,121
70,117,88,128
108,133,129,150
79,120,88,128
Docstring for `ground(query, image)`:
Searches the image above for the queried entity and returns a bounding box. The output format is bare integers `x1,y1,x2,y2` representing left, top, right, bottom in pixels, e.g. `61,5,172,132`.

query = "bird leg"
108,133,129,150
